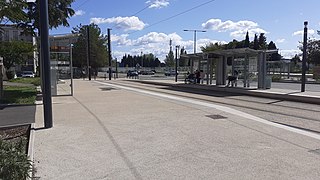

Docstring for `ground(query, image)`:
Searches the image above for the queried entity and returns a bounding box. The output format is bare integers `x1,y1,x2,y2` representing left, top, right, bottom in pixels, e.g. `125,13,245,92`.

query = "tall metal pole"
40,0,53,128
86,26,91,81
115,58,118,78
175,45,180,82
107,28,112,80
193,30,196,54
141,51,143,69
70,44,74,96
301,21,308,92
184,29,206,54
0,57,3,99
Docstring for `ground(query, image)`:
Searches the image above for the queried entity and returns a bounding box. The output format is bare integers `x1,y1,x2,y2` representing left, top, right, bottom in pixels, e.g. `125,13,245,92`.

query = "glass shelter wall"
49,35,76,96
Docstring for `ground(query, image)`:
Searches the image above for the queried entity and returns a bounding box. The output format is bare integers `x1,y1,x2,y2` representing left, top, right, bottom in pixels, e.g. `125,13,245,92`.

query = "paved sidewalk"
33,79,320,179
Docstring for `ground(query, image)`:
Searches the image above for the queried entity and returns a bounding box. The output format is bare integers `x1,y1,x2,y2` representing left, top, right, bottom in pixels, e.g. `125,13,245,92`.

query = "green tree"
301,39,320,66
179,46,188,66
201,42,224,52
18,0,75,35
244,31,250,48
252,34,259,50
0,0,27,24
267,41,282,61
165,50,175,67
258,33,267,50
72,24,108,69
0,41,34,70
120,53,160,68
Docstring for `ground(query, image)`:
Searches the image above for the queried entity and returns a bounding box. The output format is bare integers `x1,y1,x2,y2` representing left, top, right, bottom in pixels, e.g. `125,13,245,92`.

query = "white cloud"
292,29,315,36
111,32,224,61
74,10,85,17
202,19,267,39
131,32,183,46
202,19,258,32
276,38,285,43
90,16,146,31
146,0,170,9
279,49,301,59
111,34,132,46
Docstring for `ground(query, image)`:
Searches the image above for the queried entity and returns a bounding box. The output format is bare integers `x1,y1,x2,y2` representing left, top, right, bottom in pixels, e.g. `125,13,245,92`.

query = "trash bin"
266,76,272,89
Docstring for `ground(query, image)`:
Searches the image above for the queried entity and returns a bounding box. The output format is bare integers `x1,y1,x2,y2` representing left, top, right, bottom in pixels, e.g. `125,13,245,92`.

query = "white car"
21,71,35,78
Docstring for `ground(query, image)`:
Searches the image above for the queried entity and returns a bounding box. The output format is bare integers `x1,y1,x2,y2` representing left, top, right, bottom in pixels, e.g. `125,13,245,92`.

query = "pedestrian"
93,69,97,80
195,70,200,84
82,68,86,80
226,70,239,87
200,70,205,84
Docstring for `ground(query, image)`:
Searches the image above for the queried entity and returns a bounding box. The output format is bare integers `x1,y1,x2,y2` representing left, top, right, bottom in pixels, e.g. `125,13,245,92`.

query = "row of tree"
119,54,163,68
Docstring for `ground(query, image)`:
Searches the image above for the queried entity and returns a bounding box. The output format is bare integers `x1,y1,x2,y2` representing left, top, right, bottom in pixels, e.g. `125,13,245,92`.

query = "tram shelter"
180,48,278,89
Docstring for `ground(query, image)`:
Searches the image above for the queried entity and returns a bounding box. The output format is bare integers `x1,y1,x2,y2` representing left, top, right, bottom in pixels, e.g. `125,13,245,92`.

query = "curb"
27,123,35,180
133,80,320,105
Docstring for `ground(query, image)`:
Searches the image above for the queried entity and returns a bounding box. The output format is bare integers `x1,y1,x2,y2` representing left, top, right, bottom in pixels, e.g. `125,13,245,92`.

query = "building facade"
0,24,37,72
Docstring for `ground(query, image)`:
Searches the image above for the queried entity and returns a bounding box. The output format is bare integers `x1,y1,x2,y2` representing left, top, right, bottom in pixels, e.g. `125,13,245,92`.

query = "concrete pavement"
33,79,320,179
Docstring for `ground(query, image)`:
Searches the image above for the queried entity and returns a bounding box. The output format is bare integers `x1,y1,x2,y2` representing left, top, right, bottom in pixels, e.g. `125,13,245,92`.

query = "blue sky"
51,0,320,61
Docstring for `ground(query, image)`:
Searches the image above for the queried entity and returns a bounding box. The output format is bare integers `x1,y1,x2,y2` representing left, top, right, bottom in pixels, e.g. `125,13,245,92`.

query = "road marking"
95,81,320,140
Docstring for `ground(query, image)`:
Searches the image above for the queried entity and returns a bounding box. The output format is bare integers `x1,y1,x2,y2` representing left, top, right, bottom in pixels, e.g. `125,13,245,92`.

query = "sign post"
0,57,3,99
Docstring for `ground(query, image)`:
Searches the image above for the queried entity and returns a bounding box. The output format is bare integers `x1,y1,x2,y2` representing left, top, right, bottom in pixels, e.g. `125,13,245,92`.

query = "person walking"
195,70,200,84
200,70,205,84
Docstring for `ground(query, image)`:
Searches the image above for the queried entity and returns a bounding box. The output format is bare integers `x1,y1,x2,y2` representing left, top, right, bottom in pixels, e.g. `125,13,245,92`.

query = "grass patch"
0,86,37,104
9,77,41,86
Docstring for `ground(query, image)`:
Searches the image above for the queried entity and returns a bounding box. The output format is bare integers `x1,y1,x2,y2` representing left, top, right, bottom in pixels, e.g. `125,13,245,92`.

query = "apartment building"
0,24,37,72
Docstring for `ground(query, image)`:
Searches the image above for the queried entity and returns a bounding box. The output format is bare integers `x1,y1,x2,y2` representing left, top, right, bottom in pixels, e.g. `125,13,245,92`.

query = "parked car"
164,71,178,76
140,71,155,75
127,70,139,77
21,71,35,78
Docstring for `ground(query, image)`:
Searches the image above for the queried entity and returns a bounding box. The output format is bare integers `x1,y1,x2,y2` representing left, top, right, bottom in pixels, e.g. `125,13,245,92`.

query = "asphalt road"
0,105,36,127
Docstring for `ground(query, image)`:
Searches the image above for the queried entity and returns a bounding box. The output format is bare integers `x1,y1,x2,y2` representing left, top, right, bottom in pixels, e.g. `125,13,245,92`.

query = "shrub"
271,75,282,82
0,138,31,180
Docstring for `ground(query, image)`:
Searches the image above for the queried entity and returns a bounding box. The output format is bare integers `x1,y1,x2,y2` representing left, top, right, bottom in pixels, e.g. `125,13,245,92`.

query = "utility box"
266,76,272,89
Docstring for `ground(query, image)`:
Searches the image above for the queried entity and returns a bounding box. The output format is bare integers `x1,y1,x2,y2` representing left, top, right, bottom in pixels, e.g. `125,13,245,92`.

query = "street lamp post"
175,45,180,82
183,29,206,54
107,28,112,80
70,44,74,96
141,51,143,70
86,26,91,81
301,21,308,92
37,0,53,128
